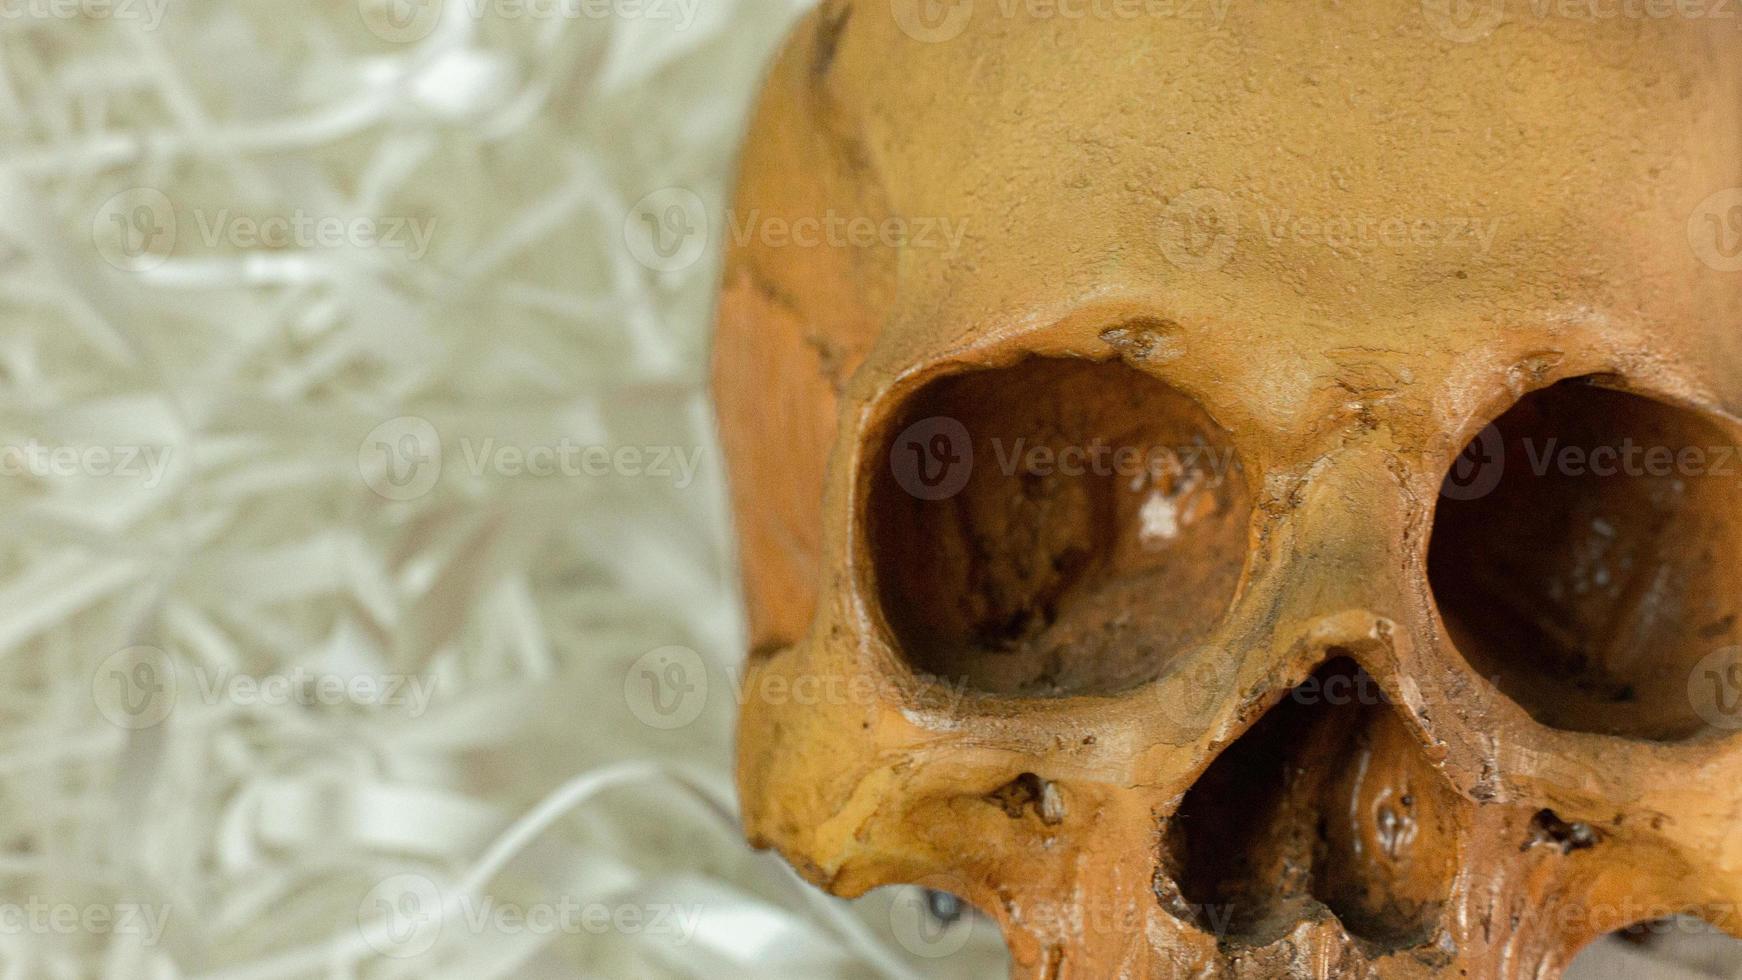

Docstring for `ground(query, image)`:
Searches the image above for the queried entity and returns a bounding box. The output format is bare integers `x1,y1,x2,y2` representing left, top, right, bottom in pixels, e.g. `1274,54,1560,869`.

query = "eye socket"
866,356,1251,697
1428,378,1742,741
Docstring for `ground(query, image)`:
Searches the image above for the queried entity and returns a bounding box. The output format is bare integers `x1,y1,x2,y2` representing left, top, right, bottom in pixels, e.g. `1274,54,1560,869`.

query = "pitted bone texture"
714,3,1742,976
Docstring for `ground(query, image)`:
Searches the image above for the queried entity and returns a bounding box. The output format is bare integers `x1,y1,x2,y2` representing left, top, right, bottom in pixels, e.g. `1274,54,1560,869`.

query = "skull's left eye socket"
1429,379,1742,741
866,356,1252,697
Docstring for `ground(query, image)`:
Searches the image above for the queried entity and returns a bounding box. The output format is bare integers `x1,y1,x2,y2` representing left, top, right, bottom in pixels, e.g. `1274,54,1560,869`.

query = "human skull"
712,4,1742,976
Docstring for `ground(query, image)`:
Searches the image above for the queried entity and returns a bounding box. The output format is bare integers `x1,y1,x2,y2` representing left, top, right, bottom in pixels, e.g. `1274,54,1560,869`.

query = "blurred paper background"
0,0,1734,977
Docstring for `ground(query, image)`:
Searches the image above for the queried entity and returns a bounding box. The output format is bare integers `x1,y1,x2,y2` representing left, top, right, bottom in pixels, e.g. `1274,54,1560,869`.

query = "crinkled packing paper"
0,1,1732,977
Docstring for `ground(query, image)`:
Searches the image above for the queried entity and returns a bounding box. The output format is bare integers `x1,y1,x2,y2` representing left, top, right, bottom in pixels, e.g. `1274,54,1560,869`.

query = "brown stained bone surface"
712,5,1742,978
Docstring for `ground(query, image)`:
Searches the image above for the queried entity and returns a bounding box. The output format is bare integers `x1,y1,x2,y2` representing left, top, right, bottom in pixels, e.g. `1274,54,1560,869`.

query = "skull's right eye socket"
1429,379,1742,741
867,356,1252,697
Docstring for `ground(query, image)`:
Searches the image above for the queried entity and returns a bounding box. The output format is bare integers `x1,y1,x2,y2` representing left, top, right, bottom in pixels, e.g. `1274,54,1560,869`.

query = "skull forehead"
823,5,1742,402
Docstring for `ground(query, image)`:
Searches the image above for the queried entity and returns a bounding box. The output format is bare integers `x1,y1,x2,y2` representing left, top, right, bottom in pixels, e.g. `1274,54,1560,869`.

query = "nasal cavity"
1429,378,1742,741
866,356,1251,697
1159,658,1463,951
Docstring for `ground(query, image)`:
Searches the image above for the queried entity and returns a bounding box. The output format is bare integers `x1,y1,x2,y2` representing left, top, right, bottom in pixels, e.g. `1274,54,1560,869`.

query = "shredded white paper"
0,1,1732,978
0,1,1017,976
